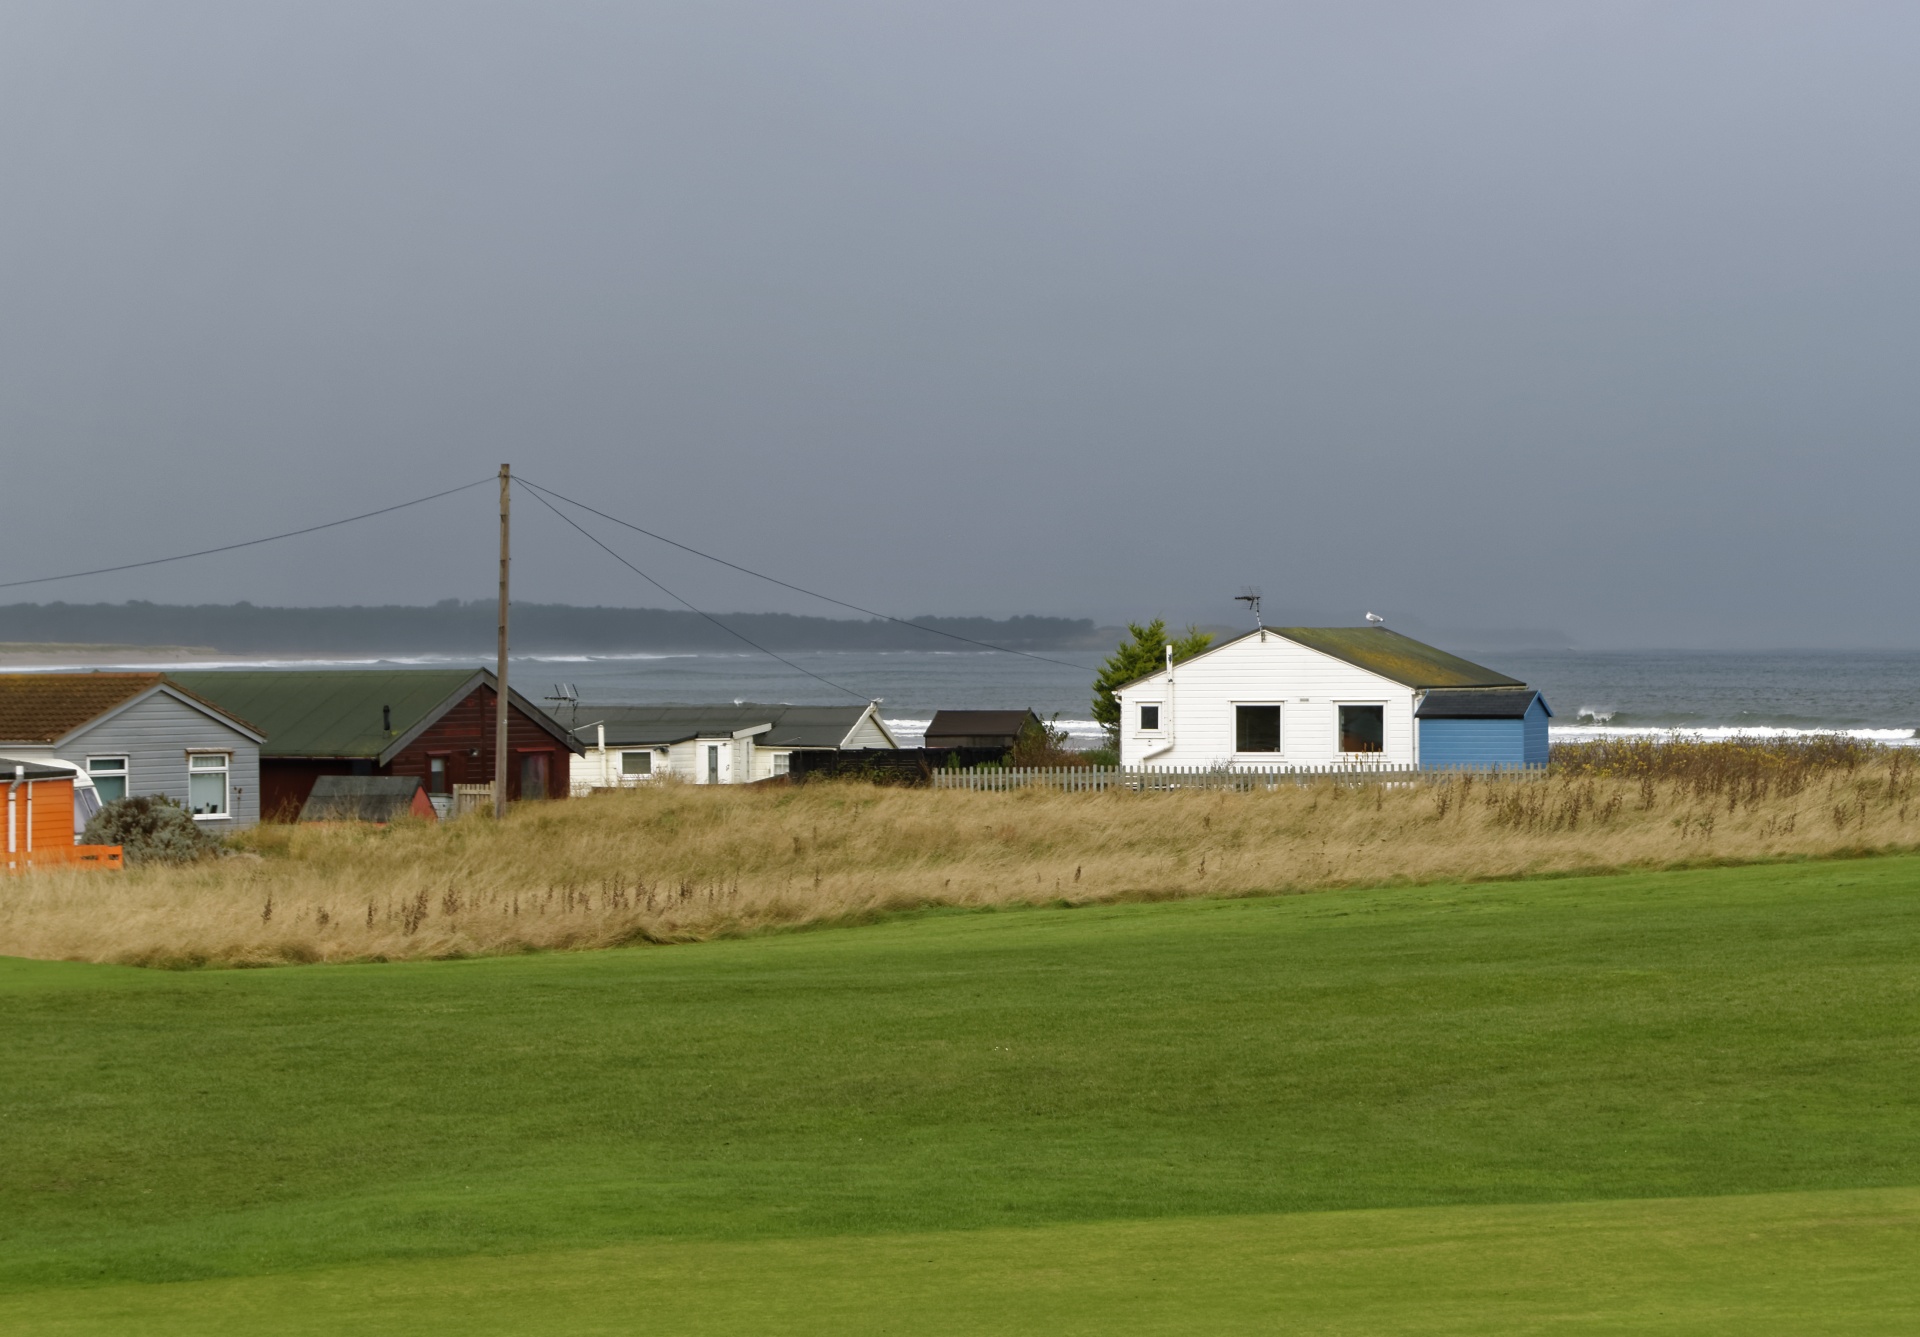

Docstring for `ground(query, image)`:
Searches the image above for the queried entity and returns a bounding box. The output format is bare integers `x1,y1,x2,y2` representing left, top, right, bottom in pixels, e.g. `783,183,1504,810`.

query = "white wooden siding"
843,713,894,748
1115,631,1419,769
570,704,895,789
751,747,788,782
569,745,668,791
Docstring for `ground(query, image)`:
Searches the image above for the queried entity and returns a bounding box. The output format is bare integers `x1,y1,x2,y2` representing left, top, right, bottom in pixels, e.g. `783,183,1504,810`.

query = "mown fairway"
5,856,1920,1332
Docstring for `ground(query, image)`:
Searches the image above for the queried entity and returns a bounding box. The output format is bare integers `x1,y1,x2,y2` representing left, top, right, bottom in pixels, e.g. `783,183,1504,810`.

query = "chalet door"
518,751,551,800
706,745,720,784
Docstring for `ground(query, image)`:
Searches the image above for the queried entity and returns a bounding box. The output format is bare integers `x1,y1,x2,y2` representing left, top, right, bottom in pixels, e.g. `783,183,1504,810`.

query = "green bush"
82,794,220,866
1091,619,1212,747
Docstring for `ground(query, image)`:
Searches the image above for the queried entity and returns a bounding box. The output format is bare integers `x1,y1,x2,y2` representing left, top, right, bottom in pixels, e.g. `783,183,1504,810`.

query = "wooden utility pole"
494,463,511,819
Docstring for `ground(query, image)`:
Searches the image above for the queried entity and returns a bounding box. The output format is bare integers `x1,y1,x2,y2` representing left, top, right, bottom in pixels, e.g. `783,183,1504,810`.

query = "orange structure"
3,765,121,873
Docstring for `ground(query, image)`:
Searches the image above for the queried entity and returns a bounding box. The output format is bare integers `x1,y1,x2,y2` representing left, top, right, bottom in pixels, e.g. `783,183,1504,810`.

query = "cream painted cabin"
566,703,896,790
1113,626,1525,770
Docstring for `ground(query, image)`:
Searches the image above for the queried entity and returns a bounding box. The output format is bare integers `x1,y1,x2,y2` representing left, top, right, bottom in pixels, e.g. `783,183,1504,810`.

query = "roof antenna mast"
1234,587,1263,630
544,682,580,727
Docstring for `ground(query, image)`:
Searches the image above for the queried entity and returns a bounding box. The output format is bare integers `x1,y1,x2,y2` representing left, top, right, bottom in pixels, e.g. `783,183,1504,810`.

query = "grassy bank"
11,1190,1918,1335
3,746,1916,966
3,857,1918,1329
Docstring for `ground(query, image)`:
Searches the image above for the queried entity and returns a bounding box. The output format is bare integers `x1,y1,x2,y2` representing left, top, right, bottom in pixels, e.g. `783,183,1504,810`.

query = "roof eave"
50,681,268,748
374,671,586,765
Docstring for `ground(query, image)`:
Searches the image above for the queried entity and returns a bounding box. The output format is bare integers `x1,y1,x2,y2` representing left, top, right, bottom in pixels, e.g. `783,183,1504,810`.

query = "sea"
51,647,1920,748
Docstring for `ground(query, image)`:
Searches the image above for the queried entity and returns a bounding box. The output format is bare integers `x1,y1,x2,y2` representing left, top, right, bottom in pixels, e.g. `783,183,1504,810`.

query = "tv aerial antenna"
544,681,580,725
1234,587,1263,629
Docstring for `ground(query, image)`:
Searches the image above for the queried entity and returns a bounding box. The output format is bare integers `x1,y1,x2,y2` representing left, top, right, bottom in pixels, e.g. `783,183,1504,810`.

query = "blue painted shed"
1416,687,1552,770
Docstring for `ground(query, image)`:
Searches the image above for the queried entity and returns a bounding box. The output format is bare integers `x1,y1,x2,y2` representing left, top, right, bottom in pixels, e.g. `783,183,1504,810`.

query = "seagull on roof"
1365,612,1385,625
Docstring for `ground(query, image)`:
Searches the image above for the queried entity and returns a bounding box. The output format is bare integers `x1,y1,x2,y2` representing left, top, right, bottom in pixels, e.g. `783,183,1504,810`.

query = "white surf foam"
1552,724,1919,747
883,716,1106,748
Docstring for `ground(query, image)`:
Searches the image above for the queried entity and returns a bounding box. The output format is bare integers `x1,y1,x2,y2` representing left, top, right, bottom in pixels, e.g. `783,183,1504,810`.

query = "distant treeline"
0,601,1109,655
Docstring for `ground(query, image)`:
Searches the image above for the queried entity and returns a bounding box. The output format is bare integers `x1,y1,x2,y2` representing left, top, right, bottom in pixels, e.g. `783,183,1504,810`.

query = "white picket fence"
930,764,1546,793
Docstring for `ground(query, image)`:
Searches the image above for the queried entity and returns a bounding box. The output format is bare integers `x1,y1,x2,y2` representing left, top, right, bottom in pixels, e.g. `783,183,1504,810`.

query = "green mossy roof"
169,669,481,758
1271,627,1523,688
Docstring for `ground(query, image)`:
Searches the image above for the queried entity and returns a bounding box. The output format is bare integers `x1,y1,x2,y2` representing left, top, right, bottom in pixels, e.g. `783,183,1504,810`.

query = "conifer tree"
1091,620,1212,746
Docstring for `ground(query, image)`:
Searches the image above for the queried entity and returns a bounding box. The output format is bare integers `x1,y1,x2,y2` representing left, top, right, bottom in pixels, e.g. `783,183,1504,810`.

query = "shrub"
83,795,221,866
1090,620,1213,747
1008,714,1089,767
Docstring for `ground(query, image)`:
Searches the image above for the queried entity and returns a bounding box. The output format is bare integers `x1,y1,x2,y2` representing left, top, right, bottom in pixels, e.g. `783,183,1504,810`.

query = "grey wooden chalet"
0,672,266,831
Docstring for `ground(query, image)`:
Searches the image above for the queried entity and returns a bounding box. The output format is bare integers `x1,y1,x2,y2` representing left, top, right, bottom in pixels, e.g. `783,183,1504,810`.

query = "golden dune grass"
3,743,1916,968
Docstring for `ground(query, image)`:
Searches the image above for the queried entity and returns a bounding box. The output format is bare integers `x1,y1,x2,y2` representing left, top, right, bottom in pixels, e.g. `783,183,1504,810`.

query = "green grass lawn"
4,856,1919,1331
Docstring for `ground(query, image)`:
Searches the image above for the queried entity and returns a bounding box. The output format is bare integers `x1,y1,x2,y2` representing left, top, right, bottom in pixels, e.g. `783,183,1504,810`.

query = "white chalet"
563,702,896,789
1114,625,1532,770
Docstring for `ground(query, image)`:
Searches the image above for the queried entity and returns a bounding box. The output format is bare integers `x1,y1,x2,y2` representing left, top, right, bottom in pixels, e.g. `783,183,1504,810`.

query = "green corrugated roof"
169,669,481,758
1272,627,1523,688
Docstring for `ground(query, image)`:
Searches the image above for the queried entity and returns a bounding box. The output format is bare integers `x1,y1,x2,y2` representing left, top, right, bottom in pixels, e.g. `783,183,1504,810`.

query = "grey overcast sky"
2,2,1916,648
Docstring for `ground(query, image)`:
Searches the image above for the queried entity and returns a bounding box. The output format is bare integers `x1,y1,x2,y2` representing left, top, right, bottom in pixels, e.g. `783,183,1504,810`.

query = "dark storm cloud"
2,2,1915,647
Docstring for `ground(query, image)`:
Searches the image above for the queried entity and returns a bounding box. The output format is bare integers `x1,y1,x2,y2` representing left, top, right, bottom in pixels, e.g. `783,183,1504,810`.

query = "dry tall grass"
4,743,1915,968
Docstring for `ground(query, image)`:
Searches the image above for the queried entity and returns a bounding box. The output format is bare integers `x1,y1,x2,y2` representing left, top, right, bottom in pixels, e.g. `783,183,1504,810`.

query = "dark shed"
299,775,438,823
921,709,1039,751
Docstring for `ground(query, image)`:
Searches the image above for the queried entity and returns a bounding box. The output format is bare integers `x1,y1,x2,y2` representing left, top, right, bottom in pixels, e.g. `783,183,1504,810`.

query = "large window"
188,752,230,818
621,750,653,777
87,757,128,804
1139,703,1161,732
1339,705,1386,753
1235,705,1281,753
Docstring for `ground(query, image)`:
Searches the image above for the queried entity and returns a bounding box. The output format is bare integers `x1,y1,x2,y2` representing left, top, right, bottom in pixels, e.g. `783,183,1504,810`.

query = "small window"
1339,705,1385,753
188,752,229,818
707,745,721,784
1139,704,1161,732
427,756,449,794
621,750,653,776
772,752,791,776
1235,705,1281,753
88,757,129,804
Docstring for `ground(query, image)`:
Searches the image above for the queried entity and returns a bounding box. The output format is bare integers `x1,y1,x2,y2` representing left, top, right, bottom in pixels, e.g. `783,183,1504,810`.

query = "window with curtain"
1339,705,1385,753
188,753,229,818
518,752,551,799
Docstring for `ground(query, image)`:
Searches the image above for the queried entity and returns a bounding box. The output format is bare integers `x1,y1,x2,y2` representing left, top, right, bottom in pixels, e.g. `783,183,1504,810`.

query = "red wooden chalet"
170,670,581,820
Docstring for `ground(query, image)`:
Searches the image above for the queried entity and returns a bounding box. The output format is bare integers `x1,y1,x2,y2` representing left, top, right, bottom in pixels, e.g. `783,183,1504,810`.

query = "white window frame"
87,756,130,803
1335,702,1390,756
620,749,654,778
186,750,231,820
1137,701,1163,733
1232,702,1285,757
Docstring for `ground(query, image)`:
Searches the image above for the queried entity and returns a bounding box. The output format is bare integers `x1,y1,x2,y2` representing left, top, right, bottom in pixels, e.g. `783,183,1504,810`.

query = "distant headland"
0,601,1113,659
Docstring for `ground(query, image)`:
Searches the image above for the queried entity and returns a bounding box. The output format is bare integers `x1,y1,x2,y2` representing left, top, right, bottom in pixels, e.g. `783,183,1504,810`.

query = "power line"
0,477,495,592
516,481,871,702
516,475,1096,673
